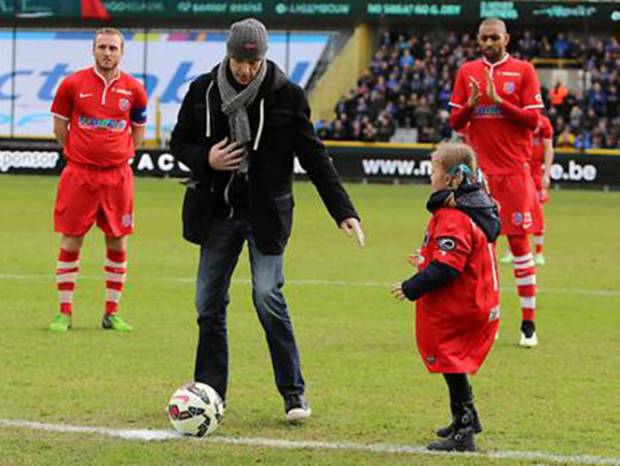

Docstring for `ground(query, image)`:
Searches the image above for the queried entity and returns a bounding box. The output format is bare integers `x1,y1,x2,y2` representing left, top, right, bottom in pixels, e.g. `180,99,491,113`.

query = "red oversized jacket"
415,208,500,374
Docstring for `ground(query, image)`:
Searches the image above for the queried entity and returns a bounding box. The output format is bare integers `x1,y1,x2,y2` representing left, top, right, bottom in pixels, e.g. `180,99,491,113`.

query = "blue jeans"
194,217,305,400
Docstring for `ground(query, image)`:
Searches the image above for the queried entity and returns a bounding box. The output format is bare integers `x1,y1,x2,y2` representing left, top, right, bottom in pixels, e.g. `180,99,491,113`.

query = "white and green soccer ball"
167,382,224,437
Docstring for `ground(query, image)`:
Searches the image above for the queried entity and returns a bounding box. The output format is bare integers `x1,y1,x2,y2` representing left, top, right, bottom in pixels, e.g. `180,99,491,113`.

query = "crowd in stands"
317,29,620,149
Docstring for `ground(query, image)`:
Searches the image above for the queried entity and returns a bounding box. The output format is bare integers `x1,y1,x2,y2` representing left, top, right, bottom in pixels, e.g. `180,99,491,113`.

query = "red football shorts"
486,170,537,236
54,162,134,237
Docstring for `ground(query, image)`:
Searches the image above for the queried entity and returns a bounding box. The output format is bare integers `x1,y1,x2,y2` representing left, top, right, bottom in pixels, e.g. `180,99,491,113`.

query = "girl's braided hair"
431,142,486,207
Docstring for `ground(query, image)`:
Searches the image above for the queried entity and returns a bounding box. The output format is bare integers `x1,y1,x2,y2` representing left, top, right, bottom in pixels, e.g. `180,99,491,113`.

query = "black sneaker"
428,402,477,452
284,394,311,422
427,426,476,452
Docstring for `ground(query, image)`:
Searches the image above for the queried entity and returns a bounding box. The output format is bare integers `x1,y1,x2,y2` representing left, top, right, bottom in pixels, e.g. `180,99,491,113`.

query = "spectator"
574,129,592,149
556,127,576,148
414,96,433,129
553,33,571,58
376,112,396,142
549,81,569,108
588,82,607,117
569,105,583,130
400,49,414,68
331,119,349,140
361,118,377,142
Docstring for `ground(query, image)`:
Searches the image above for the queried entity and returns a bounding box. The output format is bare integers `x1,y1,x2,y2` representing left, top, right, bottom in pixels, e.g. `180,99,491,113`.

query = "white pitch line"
0,419,619,465
1,273,619,297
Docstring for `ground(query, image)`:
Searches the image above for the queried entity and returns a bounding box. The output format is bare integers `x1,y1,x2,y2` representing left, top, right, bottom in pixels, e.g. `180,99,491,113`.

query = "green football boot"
49,313,72,333
499,251,514,264
102,314,133,332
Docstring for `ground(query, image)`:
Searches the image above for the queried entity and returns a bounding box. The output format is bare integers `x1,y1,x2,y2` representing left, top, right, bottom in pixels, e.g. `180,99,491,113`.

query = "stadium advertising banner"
0,30,328,139
1,145,619,188
2,1,620,25
323,145,617,188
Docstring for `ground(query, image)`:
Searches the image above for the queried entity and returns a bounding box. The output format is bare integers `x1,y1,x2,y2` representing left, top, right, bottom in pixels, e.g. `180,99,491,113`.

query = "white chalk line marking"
1,273,619,297
0,419,618,465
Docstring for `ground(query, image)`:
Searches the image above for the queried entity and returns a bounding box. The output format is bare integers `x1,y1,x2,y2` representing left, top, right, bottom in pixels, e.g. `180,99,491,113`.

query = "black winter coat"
170,60,359,254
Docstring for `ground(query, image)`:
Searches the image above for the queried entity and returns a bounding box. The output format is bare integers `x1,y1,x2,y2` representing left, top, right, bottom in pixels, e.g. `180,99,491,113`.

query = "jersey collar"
92,66,121,86
483,53,510,69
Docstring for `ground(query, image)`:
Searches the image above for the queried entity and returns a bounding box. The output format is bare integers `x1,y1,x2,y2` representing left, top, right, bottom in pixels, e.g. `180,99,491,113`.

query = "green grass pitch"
0,175,619,465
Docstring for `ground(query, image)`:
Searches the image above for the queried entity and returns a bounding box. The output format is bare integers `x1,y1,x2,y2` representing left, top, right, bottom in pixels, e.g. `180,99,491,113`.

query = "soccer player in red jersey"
530,114,554,264
500,114,554,265
49,28,148,333
449,18,543,347
391,143,500,452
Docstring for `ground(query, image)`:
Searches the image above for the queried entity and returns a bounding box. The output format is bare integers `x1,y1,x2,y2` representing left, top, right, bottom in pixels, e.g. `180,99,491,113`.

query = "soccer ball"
167,382,224,437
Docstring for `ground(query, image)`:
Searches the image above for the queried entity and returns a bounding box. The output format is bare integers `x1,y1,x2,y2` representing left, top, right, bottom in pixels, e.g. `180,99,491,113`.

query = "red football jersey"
450,55,544,175
415,208,500,374
531,115,553,164
51,67,148,167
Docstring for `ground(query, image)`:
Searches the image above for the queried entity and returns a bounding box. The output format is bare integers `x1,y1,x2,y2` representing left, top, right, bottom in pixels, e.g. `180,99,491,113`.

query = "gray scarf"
217,58,267,173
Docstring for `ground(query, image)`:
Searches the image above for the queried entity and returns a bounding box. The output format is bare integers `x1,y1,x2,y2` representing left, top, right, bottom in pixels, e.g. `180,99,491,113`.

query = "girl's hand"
390,282,406,300
407,249,423,267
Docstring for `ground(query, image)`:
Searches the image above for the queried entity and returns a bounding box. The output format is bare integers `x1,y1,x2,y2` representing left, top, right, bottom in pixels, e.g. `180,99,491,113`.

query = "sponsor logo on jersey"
504,81,515,94
112,88,132,96
501,71,521,77
78,115,127,132
119,98,130,111
473,105,502,117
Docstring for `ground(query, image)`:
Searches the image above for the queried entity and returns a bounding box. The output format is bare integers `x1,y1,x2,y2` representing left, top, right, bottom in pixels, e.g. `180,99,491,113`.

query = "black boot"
427,403,477,452
436,402,483,438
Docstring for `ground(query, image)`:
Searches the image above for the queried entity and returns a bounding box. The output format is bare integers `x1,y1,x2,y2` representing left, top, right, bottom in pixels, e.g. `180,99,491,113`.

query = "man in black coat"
170,18,364,422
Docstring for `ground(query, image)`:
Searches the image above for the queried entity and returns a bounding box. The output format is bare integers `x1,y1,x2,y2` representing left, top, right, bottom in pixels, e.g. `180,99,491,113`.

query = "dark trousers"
193,217,305,400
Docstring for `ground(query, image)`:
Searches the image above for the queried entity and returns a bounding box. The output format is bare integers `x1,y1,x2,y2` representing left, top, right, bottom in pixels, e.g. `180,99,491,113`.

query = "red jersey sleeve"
541,116,553,139
521,62,544,111
130,82,148,125
51,76,75,120
449,67,469,109
429,210,472,272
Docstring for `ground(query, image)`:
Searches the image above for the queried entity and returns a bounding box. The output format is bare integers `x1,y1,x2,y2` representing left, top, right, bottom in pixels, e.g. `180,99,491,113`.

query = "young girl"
391,143,500,452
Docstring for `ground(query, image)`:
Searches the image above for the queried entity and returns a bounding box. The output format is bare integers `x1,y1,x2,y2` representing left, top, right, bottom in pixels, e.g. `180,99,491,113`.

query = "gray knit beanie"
227,18,268,60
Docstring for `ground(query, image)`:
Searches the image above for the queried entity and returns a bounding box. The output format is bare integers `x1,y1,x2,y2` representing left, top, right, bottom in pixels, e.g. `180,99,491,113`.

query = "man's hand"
340,217,365,247
390,282,406,300
208,137,245,171
542,172,551,189
468,76,481,108
486,68,502,105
